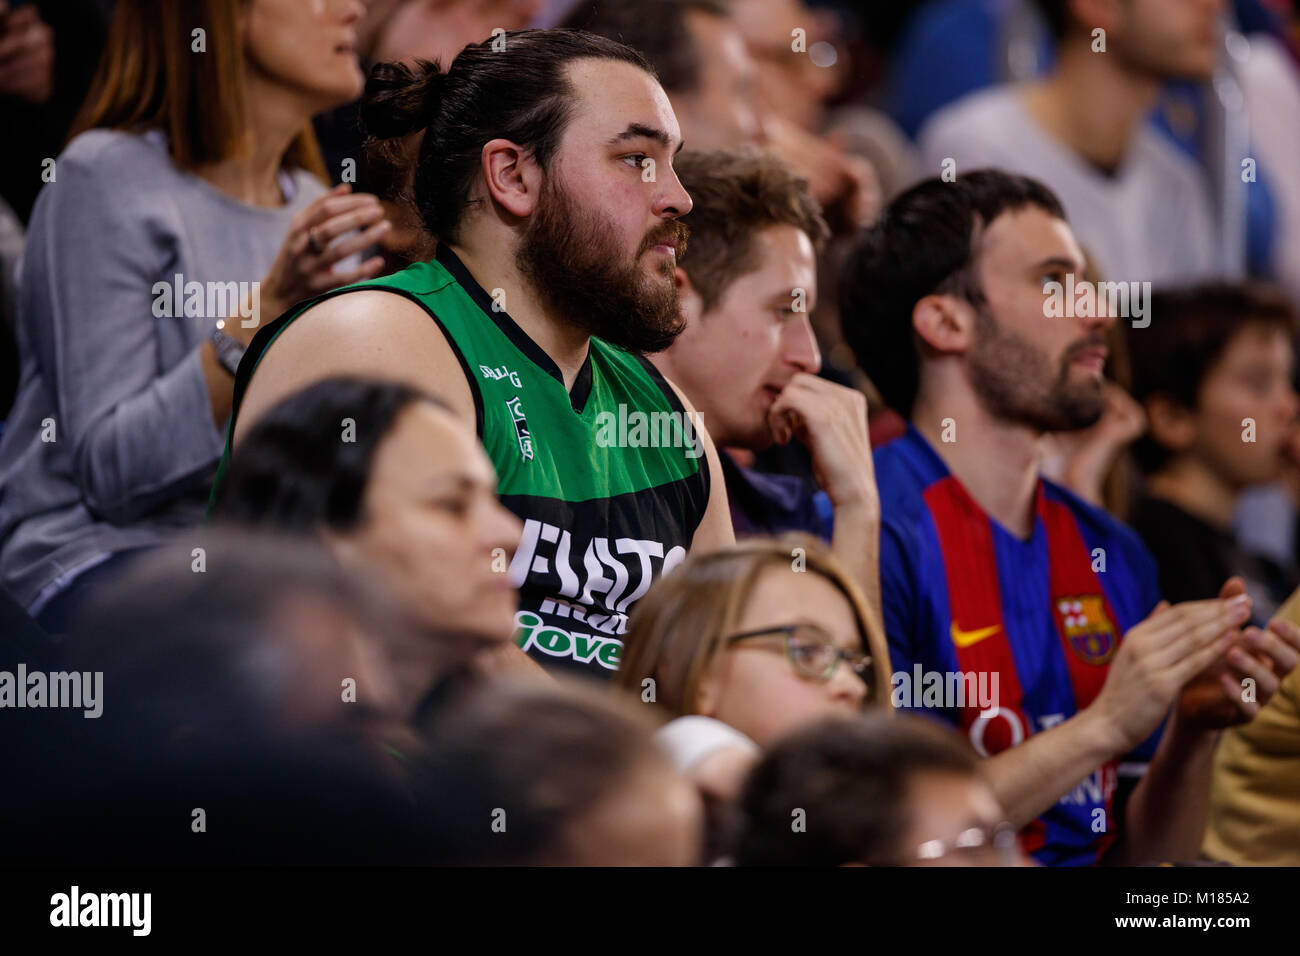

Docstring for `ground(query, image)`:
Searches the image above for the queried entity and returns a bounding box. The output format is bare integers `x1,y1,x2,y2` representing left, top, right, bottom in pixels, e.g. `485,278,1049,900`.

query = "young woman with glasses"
615,533,891,811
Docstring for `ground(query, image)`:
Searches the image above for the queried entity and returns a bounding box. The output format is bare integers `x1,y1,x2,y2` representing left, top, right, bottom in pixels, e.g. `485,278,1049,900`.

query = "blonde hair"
615,534,892,714
70,0,325,178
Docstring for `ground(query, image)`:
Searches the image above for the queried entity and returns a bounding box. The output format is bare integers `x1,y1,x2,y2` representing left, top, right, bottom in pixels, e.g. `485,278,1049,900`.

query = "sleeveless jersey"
211,245,710,678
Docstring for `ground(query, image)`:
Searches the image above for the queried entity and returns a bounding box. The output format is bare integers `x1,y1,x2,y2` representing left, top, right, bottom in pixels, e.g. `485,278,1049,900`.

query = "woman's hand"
236,184,390,344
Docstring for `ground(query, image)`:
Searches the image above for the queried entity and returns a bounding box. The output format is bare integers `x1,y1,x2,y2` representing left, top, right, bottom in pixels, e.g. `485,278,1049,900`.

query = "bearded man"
841,170,1300,865
214,30,734,677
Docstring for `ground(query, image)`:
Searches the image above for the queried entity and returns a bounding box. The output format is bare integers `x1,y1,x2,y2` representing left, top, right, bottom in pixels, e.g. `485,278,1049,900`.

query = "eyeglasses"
724,623,873,692
912,822,1020,867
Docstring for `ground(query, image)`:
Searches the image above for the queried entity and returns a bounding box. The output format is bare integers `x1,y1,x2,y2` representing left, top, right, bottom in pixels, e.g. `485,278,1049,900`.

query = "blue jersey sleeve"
880,517,921,675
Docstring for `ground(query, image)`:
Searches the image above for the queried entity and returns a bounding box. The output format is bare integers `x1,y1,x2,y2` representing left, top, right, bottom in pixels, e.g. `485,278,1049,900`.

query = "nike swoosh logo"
950,622,1000,648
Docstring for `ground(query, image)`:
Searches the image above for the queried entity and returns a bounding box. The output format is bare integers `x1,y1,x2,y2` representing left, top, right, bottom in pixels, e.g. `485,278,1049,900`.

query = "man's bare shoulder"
271,289,445,356
235,288,475,442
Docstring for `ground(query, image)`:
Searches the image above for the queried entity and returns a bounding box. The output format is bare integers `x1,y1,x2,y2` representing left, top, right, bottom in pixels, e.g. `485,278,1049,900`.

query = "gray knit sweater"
0,128,329,610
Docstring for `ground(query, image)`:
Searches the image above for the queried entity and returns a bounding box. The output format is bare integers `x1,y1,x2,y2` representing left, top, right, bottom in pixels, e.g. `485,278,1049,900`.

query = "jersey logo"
505,396,533,461
480,364,522,388
1056,596,1117,665
950,621,1000,648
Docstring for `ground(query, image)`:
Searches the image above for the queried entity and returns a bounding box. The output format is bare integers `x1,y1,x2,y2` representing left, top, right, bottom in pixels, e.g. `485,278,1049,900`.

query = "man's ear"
480,138,540,220
674,267,704,326
912,293,974,355
1144,393,1197,456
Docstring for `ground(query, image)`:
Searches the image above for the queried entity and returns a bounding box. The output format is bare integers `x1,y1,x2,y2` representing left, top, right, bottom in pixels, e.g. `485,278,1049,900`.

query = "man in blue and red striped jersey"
841,169,1300,866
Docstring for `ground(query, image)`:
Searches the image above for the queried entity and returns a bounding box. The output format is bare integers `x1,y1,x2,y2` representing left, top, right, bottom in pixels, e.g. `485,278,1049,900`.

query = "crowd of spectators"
3,0,1300,867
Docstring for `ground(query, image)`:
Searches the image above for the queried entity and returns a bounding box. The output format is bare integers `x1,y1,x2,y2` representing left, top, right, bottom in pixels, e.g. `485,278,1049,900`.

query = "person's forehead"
728,227,817,298
562,58,681,147
756,223,816,269
390,401,461,449
977,206,1084,272
731,0,807,47
382,403,494,481
1220,322,1294,361
687,6,749,59
744,567,860,639
909,770,992,819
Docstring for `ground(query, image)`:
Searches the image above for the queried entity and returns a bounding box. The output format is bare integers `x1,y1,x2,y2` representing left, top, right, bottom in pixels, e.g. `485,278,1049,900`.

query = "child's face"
1193,324,1299,489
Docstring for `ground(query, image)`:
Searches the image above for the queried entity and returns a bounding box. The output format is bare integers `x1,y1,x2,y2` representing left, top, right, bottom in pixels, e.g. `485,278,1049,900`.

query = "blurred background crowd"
2,0,1300,867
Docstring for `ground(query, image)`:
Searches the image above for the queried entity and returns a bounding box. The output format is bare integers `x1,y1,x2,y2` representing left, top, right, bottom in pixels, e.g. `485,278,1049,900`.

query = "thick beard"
967,304,1105,433
516,176,688,354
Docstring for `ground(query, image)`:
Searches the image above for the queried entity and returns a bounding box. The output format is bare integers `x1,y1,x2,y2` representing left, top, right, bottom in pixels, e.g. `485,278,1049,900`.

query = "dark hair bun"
361,58,445,141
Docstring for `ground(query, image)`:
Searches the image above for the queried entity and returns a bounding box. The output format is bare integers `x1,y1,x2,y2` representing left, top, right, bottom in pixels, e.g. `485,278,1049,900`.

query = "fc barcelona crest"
1056,596,1116,665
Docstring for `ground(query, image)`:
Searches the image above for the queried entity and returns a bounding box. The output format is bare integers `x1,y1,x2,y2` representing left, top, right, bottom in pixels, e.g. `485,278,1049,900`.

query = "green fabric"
210,255,701,507
208,250,711,680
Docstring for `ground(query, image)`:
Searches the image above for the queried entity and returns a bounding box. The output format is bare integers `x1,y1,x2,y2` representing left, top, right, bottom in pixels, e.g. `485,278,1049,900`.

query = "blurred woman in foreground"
214,376,535,707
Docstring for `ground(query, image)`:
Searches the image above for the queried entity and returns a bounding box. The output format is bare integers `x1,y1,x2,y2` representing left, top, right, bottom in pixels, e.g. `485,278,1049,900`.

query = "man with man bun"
213,30,734,678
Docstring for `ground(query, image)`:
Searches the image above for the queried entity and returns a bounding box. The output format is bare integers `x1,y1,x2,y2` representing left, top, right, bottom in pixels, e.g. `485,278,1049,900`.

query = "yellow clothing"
1204,665,1300,865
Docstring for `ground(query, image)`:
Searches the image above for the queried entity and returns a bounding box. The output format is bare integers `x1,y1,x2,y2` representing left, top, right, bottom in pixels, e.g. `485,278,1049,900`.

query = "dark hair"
4,530,427,864
729,713,980,866
561,0,731,94
1128,282,1298,474
360,28,652,242
414,681,674,865
673,147,829,310
839,169,1066,417
1030,0,1071,41
69,529,409,734
214,377,449,532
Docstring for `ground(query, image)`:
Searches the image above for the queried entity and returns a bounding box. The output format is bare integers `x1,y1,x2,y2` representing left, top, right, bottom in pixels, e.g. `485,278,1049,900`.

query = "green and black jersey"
211,246,711,679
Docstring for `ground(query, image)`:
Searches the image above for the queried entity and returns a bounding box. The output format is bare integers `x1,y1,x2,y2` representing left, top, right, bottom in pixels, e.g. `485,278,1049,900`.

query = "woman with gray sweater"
0,0,390,631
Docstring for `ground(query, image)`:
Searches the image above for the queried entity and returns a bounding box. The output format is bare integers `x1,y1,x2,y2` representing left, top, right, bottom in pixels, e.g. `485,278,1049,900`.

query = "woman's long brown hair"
69,0,326,179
